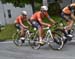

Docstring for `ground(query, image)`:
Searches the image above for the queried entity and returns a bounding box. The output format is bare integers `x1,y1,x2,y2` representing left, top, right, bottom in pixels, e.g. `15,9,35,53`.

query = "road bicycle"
12,28,34,46
29,23,64,50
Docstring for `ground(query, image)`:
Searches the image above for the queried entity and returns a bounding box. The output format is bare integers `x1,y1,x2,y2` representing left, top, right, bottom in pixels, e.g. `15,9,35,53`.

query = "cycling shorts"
15,24,22,30
30,20,41,29
61,12,72,21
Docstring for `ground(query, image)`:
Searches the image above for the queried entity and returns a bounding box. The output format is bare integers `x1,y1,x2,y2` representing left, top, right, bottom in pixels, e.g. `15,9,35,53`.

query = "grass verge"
0,24,16,41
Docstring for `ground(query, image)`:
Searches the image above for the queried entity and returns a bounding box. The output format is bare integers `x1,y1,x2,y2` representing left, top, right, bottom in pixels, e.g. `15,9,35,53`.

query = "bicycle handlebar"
33,27,50,31
43,27,50,30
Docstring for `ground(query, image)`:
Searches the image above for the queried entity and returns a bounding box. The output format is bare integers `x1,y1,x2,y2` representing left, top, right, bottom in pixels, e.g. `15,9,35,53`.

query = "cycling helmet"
41,6,48,11
21,11,27,16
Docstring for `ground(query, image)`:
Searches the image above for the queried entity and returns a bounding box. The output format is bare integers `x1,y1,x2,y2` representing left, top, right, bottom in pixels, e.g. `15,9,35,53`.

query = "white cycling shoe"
67,34,73,38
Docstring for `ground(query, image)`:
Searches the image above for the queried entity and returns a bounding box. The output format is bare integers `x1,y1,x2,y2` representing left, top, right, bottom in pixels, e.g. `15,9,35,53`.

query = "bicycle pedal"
67,34,73,38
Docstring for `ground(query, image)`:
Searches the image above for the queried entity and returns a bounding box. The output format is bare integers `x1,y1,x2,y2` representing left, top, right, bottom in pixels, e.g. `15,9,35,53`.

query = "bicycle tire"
49,29,64,50
12,32,24,46
29,34,41,50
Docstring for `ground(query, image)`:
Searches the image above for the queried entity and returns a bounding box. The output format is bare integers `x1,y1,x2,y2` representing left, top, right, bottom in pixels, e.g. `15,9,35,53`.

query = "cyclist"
30,6,56,44
61,3,75,40
15,11,29,43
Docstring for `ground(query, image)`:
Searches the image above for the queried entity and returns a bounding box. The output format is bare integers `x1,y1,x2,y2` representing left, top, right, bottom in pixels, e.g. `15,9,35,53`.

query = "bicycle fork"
47,29,54,39
46,29,54,44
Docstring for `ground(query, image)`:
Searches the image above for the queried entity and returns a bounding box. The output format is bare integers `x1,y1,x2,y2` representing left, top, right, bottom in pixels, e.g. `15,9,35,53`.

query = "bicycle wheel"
12,32,24,46
29,34,41,50
49,29,64,50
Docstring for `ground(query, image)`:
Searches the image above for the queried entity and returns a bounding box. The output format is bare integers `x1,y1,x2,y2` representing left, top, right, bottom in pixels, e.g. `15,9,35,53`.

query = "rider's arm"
19,18,28,29
71,14,75,20
49,17,56,24
38,18,51,27
27,19,32,26
70,6,75,20
36,13,51,27
46,12,56,24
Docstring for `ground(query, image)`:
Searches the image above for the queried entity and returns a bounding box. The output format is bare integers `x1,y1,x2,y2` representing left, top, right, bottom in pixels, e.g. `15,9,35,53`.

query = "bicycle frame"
42,27,54,43
16,28,31,40
24,28,38,41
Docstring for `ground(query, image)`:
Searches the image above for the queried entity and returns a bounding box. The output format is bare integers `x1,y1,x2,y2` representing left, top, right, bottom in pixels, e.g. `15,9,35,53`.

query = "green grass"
0,16,66,41
0,24,16,41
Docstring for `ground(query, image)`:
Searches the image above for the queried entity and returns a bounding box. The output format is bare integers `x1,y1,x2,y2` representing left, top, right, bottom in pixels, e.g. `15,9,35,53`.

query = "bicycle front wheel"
29,34,41,50
49,29,64,50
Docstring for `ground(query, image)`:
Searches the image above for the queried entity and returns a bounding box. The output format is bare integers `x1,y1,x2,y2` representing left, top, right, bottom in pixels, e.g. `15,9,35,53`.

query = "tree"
0,0,42,13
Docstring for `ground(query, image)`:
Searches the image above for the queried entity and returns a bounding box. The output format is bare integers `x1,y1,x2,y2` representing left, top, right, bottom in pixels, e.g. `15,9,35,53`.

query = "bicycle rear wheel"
49,29,64,50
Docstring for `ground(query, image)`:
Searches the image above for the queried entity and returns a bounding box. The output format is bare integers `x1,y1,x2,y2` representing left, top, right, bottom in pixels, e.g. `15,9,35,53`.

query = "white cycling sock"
39,37,42,42
67,34,73,37
20,37,25,40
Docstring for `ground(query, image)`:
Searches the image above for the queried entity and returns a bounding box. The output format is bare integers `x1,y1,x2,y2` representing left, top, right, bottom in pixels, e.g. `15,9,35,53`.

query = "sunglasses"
42,10,47,13
22,14,27,16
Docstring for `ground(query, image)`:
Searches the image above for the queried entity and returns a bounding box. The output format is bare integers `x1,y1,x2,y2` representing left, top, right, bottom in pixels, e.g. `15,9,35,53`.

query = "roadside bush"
48,2,61,15
34,3,42,12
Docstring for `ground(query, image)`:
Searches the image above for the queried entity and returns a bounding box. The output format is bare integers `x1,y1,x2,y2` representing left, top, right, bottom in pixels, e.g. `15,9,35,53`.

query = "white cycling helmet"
21,11,27,16
41,6,48,11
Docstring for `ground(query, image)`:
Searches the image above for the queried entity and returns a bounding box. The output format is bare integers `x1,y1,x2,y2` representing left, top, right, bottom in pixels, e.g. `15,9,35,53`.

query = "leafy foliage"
1,0,42,7
48,2,61,15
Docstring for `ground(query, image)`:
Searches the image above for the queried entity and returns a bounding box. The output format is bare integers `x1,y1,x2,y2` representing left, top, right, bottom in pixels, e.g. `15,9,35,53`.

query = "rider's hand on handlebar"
53,22,58,25
24,26,29,29
47,24,51,27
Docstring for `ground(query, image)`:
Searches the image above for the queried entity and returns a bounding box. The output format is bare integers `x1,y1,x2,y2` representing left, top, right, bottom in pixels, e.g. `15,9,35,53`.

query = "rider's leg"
20,26,25,36
66,20,74,37
67,20,73,30
38,27,44,43
30,20,44,44
61,13,73,36
20,27,25,43
15,24,25,37
63,20,73,41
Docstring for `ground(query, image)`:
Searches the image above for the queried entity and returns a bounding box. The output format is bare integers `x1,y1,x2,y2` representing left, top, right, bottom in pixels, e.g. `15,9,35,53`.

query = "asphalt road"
0,40,75,59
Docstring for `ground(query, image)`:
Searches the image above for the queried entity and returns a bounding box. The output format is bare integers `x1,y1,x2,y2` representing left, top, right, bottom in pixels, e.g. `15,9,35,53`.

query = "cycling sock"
20,37,25,40
39,37,42,42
